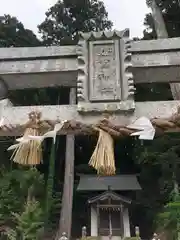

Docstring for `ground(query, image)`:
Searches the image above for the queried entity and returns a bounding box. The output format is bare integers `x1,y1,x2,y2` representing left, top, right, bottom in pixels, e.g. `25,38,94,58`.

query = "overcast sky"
0,0,149,38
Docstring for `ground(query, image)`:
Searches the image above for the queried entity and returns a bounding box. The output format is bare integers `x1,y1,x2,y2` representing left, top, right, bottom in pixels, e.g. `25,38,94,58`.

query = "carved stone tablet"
89,40,121,102
77,30,135,113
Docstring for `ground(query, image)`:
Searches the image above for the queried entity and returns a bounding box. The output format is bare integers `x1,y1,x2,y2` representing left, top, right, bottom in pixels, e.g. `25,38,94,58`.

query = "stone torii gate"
1,30,180,130
1,29,180,239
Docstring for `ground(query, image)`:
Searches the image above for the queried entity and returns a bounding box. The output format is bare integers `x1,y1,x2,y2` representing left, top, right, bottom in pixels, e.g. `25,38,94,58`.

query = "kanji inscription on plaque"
77,30,135,113
89,41,121,102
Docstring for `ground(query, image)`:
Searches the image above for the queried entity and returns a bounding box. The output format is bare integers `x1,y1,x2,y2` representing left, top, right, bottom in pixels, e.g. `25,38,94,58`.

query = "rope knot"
28,111,42,129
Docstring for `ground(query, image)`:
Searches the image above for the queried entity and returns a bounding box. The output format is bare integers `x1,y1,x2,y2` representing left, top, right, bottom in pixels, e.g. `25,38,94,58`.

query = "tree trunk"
149,0,180,100
57,88,76,239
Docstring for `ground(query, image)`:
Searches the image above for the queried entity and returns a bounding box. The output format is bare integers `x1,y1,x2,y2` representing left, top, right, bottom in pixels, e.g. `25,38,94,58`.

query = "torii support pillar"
57,88,76,239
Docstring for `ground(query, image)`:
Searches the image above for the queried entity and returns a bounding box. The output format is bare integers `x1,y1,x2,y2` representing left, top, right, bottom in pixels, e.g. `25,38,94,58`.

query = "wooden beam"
0,100,180,136
58,88,76,238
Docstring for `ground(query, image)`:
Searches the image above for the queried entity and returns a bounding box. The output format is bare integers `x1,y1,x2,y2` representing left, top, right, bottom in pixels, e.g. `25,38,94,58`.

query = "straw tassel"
10,111,43,165
89,128,115,175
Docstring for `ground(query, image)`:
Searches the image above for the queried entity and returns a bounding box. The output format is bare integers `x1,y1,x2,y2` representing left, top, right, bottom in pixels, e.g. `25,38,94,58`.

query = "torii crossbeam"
2,29,180,240
0,29,180,136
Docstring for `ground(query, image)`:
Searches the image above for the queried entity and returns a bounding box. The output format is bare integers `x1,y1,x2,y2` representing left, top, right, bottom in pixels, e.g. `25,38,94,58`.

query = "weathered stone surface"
0,78,8,99
131,39,180,84
132,52,180,67
2,72,77,90
133,67,180,84
0,100,180,136
1,37,180,59
0,46,77,60
130,38,180,52
89,40,120,102
77,29,135,113
0,46,77,89
1,36,180,90
0,59,76,74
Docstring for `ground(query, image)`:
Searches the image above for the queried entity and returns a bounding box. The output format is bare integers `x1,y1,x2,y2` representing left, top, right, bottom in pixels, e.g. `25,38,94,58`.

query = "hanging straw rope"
10,111,43,165
89,128,115,176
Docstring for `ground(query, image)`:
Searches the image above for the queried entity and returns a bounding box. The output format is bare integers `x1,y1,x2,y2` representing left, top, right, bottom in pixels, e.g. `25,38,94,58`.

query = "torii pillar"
58,29,135,238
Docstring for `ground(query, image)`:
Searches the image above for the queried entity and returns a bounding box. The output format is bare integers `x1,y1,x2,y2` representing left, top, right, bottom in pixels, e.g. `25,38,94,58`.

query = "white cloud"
0,0,150,37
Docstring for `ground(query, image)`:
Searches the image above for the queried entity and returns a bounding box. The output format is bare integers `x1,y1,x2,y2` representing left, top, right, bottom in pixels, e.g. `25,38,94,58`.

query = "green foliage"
0,14,40,47
144,0,180,39
48,191,62,230
0,165,61,238
137,0,180,101
0,14,44,106
137,135,180,184
132,134,180,236
44,142,57,229
156,193,180,239
3,1,180,238
0,167,44,235
6,200,44,240
44,139,62,233
38,0,113,45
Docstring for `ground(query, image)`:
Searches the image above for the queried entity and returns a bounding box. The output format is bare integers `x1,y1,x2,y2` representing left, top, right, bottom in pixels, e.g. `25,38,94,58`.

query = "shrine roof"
88,190,131,204
77,174,141,191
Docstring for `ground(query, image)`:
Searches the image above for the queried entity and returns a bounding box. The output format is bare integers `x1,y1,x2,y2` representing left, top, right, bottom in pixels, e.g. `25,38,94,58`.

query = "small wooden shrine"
77,175,141,239
0,2,179,237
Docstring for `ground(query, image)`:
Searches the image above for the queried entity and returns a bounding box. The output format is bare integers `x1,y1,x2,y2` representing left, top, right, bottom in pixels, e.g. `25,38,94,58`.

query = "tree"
144,0,180,40
136,0,180,219
38,1,113,238
136,0,180,101
141,0,180,187
0,14,41,47
6,199,44,240
0,168,44,236
38,0,113,45
132,135,180,237
156,192,180,240
0,14,62,107
0,14,45,106
135,0,180,222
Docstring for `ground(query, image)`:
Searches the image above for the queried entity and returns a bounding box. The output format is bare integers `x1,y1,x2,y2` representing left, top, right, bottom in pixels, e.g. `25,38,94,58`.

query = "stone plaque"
77,30,135,113
89,40,121,102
